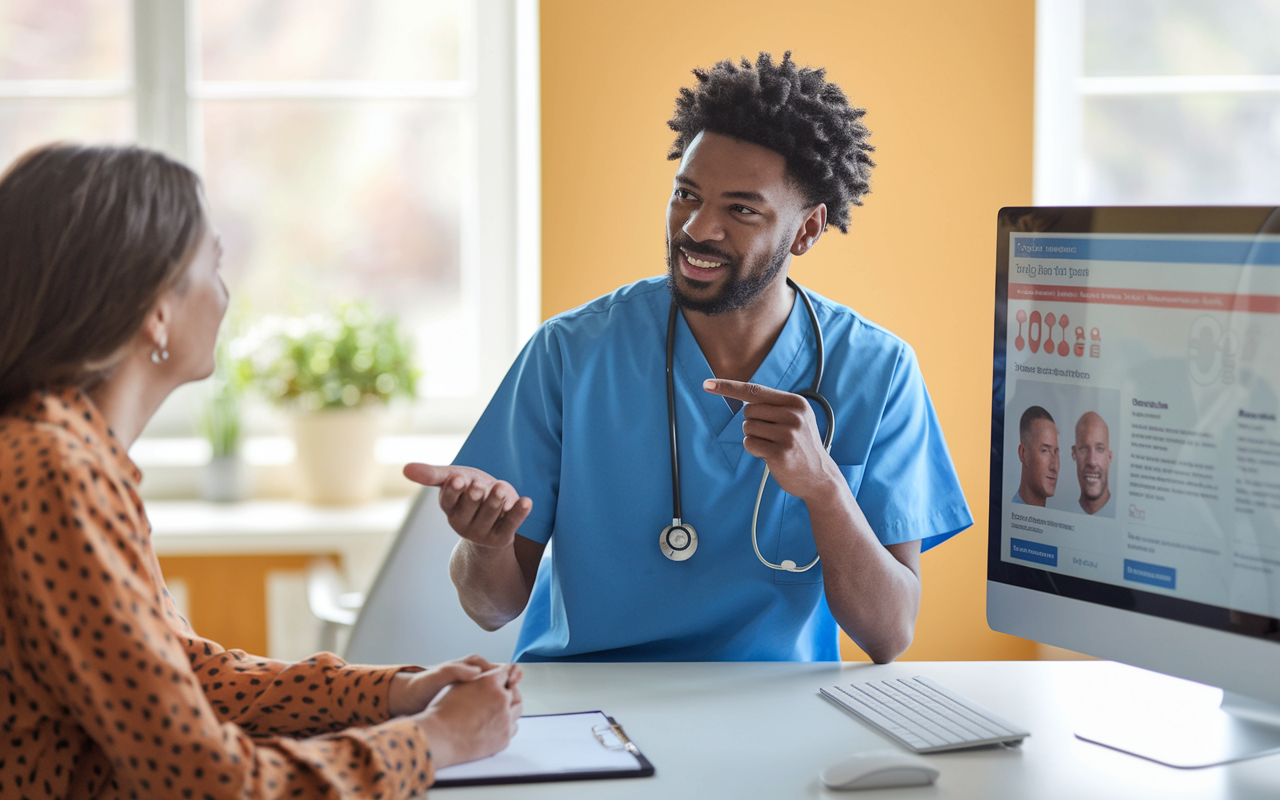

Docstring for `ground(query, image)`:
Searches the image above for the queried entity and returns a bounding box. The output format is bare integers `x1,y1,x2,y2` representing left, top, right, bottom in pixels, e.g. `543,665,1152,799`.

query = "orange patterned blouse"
0,388,435,799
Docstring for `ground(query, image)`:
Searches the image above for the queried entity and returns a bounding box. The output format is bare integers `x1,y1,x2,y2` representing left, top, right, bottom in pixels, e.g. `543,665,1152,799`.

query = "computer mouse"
819,749,940,791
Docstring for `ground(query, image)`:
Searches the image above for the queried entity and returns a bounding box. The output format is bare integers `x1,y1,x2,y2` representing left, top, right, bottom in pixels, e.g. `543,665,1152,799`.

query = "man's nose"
682,206,725,243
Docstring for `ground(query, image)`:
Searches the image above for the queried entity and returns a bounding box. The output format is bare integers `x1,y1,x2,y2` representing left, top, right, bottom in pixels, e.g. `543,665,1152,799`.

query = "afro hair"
667,52,875,234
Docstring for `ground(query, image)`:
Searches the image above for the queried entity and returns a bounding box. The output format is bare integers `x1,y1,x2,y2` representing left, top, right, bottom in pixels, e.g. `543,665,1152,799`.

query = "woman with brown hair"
0,143,522,799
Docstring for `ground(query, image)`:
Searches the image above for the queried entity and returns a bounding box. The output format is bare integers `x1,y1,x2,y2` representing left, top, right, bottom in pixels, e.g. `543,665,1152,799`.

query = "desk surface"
433,660,1280,799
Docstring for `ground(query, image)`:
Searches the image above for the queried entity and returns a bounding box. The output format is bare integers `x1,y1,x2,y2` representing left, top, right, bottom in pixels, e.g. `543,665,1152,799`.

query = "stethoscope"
660,277,836,572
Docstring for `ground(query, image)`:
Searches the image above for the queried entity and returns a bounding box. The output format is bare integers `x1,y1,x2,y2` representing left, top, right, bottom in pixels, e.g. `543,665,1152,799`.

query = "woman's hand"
414,664,524,768
388,655,496,717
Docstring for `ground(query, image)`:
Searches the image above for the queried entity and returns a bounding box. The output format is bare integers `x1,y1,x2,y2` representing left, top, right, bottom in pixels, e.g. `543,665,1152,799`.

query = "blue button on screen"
1123,559,1176,590
1010,538,1058,567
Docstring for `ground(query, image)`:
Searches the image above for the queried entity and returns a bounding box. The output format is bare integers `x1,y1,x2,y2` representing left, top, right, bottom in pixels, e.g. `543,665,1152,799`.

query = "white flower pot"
201,454,249,502
292,408,382,505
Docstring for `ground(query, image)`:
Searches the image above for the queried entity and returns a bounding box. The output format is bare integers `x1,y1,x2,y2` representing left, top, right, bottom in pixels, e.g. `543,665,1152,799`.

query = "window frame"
1,0,540,492
128,0,539,437
1034,0,1280,205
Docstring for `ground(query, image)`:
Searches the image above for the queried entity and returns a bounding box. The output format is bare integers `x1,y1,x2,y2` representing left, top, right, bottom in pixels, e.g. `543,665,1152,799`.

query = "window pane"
1081,93,1280,204
0,99,132,166
1085,0,1280,76
0,0,129,80
200,0,464,82
201,100,476,399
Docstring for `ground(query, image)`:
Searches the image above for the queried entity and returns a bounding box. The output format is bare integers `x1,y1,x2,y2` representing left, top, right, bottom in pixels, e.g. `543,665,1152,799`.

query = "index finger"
703,378,798,405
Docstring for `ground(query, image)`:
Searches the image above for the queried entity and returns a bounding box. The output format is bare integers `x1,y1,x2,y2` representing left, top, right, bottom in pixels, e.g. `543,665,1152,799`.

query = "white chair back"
344,487,524,666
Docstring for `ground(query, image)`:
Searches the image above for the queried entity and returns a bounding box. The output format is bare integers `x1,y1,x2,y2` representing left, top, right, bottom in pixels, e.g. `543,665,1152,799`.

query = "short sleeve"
453,321,565,544
857,345,973,552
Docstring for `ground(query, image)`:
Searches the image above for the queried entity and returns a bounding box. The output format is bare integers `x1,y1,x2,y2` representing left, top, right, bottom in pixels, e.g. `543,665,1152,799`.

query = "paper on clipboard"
433,711,650,785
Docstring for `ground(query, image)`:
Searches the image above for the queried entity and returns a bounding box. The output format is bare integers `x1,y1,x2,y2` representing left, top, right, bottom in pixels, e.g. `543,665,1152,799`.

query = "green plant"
198,337,244,457
199,379,242,457
233,303,419,412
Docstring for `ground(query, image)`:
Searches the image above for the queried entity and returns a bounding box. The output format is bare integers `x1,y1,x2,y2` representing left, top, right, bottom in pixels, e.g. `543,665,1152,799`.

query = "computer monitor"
987,206,1280,768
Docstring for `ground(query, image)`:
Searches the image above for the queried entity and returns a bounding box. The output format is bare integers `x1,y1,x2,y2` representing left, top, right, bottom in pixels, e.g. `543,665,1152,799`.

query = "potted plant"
197,366,248,502
235,303,419,505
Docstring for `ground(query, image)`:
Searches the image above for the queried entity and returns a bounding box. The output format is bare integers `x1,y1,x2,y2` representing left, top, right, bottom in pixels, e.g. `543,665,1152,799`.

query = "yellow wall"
541,0,1039,660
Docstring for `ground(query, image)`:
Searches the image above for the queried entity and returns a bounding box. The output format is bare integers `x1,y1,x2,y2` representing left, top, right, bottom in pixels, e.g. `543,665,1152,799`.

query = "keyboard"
821,676,1030,753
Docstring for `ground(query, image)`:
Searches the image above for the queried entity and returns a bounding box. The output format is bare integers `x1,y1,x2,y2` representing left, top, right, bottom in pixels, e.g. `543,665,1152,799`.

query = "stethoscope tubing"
665,277,835,572
666,300,683,526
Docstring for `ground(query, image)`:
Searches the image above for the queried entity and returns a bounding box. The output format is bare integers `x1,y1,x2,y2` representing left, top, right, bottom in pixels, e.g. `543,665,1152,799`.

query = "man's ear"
790,203,828,256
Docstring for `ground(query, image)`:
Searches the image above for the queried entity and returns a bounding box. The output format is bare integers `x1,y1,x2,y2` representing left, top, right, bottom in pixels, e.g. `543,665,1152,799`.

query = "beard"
666,232,790,315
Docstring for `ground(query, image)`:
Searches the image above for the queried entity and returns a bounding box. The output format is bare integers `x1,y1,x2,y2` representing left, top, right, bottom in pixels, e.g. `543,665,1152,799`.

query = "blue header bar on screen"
1012,237,1280,265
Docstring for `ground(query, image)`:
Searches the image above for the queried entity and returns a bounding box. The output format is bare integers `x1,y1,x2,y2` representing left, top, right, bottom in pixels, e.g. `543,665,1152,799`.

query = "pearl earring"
151,335,170,364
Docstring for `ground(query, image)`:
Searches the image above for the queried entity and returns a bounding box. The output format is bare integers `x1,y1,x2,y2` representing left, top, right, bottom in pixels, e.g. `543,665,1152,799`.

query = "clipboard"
433,711,655,788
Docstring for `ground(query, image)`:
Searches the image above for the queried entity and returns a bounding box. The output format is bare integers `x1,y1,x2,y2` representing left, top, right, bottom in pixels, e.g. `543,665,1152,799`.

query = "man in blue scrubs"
405,53,972,663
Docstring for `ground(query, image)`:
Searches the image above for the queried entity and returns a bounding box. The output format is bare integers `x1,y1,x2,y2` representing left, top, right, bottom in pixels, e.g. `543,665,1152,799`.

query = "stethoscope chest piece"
659,522,698,561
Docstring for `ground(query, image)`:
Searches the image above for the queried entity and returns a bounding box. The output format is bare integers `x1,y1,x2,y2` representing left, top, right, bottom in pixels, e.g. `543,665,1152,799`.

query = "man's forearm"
448,540,532,631
806,478,922,664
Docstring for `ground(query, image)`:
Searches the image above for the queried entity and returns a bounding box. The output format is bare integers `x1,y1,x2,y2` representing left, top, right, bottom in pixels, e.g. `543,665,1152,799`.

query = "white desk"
433,661,1280,799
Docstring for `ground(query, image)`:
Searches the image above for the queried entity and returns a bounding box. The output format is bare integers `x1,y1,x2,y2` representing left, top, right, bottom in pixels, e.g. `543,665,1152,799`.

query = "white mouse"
820,749,940,791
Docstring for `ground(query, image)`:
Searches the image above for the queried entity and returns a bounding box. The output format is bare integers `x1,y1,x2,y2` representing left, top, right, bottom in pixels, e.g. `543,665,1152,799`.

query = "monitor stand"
1070,665,1280,768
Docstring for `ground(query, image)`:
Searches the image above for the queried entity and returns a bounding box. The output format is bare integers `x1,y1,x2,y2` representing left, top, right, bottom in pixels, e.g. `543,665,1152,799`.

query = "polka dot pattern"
1,389,435,799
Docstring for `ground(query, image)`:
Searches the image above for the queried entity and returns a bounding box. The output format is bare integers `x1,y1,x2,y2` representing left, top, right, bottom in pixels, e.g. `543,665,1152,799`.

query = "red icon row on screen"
1014,309,1100,357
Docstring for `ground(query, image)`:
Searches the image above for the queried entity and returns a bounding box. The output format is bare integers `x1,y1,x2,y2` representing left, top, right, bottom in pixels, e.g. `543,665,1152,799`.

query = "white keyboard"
821,676,1030,753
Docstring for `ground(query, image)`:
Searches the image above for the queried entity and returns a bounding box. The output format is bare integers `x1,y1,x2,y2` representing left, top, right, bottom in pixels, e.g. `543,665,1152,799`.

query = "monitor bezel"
988,205,1280,648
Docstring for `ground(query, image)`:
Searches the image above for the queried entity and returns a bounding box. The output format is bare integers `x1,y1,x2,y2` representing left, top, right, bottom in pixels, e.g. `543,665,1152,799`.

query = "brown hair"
0,143,205,410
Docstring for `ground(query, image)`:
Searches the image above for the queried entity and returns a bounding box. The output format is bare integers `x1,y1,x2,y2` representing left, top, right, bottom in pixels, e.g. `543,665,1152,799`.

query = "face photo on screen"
1072,411,1113,515
1015,405,1058,506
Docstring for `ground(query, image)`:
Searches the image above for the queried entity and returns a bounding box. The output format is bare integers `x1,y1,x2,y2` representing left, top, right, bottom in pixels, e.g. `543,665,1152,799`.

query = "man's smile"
683,249,724,268
677,246,731,279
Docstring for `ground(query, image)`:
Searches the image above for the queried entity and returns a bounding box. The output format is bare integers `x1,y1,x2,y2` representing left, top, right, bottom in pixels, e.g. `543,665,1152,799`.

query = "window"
0,0,539,441
0,0,132,153
1035,0,1280,205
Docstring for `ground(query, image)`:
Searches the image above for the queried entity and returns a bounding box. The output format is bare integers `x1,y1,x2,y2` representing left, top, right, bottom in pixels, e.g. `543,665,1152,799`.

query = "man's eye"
732,205,757,215
674,188,693,200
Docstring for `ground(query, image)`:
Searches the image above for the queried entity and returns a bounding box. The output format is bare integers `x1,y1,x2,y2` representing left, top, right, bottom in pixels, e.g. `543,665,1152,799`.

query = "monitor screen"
988,207,1280,695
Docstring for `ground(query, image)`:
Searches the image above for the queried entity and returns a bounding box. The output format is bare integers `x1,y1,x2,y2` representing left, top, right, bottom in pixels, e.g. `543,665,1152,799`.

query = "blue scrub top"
454,278,972,662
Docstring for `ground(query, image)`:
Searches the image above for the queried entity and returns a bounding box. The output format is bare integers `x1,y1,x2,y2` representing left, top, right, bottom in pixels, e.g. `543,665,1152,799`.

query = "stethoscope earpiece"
661,278,832,572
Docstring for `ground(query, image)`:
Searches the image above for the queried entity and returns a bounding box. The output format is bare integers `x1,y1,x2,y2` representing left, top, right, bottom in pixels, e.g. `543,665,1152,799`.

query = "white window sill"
130,434,466,468
147,497,413,555
130,434,465,501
